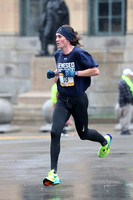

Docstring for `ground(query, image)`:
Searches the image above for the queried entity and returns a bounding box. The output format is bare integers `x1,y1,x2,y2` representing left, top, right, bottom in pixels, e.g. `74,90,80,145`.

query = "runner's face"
56,33,68,49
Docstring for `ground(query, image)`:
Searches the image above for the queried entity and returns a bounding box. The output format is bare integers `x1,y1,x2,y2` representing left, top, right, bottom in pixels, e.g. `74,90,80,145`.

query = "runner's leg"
50,98,70,172
72,93,107,145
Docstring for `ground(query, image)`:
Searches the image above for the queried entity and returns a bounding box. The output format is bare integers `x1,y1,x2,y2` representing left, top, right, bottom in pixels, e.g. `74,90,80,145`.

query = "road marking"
0,132,76,140
0,135,51,140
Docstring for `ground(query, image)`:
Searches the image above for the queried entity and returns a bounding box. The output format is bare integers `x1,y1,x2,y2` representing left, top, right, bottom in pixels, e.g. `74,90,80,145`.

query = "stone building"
0,0,132,122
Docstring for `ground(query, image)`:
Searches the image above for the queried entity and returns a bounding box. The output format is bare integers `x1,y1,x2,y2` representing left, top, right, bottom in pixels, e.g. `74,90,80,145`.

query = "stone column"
0,0,19,35
65,0,87,34
126,0,133,47
126,0,133,34
124,0,133,68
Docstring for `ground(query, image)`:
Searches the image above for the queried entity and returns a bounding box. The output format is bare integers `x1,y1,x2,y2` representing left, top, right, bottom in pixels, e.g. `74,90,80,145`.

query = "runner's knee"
78,131,87,140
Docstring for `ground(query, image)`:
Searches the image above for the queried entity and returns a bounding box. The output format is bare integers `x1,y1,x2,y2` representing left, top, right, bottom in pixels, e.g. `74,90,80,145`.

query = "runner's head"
56,24,82,47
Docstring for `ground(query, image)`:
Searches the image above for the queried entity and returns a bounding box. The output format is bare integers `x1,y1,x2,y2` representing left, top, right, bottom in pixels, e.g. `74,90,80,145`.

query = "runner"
43,24,112,186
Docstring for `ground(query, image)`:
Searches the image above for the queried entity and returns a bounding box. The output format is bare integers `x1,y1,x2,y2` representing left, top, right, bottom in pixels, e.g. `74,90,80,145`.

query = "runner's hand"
47,70,55,79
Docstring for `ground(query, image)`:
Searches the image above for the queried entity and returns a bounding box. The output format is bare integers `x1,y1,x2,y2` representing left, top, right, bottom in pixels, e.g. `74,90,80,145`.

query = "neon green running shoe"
43,169,60,186
98,134,112,158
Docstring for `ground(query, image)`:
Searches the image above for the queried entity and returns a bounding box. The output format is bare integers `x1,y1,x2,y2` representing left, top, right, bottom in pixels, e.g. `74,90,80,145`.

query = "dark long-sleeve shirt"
118,79,133,107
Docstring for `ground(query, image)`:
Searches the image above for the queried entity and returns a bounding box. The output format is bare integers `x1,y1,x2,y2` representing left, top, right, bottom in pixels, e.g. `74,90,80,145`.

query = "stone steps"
12,103,118,125
13,104,44,125
18,91,51,105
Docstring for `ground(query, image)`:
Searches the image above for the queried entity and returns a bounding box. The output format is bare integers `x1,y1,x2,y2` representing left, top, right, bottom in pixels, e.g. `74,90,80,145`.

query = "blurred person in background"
118,68,133,135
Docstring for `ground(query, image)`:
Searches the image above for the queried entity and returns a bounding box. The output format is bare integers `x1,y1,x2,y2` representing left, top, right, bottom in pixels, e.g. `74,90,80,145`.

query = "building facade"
0,0,133,116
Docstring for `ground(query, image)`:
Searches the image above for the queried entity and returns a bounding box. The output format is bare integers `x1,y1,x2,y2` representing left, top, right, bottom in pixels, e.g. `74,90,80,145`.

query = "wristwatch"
75,71,78,76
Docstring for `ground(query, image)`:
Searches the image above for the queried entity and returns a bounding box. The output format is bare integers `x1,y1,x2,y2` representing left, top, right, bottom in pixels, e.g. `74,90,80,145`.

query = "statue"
36,0,69,57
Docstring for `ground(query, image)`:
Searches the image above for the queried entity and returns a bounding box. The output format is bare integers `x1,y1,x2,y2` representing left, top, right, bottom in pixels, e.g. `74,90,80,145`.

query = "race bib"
59,73,74,87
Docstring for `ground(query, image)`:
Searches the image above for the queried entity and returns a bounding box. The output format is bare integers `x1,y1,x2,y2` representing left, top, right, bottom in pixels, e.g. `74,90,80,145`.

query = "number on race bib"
59,73,74,87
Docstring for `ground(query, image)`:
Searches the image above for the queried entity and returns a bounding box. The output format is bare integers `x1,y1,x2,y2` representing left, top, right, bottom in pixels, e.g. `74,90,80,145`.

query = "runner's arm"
76,67,99,77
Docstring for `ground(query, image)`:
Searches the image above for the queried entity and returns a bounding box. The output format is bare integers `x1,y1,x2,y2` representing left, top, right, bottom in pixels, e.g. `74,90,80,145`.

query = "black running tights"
50,93,107,172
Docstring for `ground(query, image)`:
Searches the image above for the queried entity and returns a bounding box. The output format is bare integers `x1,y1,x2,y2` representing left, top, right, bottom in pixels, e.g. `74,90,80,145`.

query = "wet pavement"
0,123,133,200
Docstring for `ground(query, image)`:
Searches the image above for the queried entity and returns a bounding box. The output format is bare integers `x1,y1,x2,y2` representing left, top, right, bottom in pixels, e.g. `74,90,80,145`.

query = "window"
88,0,126,36
19,0,47,36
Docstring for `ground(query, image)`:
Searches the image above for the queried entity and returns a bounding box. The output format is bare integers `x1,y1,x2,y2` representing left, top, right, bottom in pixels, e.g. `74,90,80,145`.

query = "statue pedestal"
18,56,55,105
14,57,56,124
30,57,55,91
